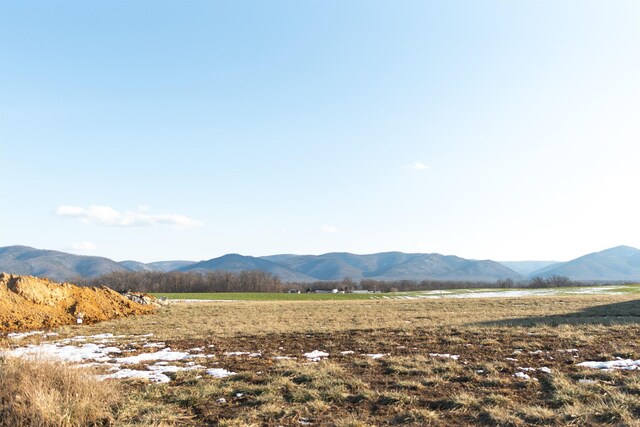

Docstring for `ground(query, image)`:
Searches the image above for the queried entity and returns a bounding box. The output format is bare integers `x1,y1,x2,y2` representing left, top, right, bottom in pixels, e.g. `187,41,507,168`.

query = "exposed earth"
0,273,156,332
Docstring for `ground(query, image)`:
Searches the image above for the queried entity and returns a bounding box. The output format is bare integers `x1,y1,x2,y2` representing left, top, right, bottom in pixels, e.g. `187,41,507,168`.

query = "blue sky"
1,1,638,262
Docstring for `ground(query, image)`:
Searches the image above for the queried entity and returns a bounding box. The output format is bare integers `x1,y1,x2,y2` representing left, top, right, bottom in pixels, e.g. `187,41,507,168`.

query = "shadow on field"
479,299,640,327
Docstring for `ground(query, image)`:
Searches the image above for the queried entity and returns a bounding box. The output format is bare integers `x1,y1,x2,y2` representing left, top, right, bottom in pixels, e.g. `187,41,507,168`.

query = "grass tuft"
0,357,119,427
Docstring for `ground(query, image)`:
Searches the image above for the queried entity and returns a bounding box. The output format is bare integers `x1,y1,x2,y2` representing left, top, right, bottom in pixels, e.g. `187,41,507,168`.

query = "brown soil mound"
0,273,156,332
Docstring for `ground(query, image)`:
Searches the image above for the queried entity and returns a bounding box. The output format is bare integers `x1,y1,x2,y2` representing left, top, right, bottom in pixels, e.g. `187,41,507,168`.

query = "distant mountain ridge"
529,246,640,281
180,251,522,282
1,244,639,283
119,260,196,273
263,252,521,282
178,254,315,282
498,261,559,276
0,246,129,282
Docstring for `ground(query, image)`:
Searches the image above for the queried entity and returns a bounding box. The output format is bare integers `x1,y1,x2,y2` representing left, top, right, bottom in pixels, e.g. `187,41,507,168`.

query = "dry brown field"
2,294,640,426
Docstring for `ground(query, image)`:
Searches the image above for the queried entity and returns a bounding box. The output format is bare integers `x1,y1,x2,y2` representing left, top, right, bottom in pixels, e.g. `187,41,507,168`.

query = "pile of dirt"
0,273,156,332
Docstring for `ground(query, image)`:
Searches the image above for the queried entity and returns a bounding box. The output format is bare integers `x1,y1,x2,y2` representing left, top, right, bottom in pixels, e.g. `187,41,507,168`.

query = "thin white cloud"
55,204,202,229
321,224,339,234
69,241,97,251
406,162,429,171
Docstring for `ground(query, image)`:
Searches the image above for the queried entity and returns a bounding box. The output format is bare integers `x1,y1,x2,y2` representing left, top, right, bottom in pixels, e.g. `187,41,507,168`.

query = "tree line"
79,270,604,294
79,270,284,293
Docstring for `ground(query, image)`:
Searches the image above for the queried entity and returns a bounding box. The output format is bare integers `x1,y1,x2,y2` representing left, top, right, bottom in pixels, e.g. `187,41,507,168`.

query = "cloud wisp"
55,205,202,229
321,224,339,234
406,162,429,171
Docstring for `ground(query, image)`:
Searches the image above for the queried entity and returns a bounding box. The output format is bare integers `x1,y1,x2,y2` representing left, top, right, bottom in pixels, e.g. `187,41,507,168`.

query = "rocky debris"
0,273,156,332
122,291,167,307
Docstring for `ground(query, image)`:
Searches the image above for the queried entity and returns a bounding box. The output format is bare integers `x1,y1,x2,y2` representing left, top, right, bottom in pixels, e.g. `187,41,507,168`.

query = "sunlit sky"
1,1,639,263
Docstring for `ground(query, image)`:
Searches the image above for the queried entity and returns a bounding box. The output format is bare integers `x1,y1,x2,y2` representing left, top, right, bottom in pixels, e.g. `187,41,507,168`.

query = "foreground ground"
2,294,640,426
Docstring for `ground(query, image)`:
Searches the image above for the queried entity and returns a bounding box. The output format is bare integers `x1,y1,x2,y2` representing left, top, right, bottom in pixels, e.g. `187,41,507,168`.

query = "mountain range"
528,245,640,281
1,245,639,283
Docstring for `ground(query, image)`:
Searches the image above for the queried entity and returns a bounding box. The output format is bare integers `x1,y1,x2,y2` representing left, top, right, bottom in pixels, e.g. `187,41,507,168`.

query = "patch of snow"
89,333,114,339
7,331,45,339
518,366,551,374
514,372,531,380
206,368,236,378
116,348,191,364
142,342,165,348
363,353,386,359
505,357,518,361
146,363,205,373
223,351,261,357
303,350,329,361
429,353,460,360
7,343,121,363
340,351,355,355
577,359,640,370
97,369,171,383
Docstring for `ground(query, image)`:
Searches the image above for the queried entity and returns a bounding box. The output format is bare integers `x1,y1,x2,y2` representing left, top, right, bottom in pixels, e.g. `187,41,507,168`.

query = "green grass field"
152,283,640,301
151,291,395,301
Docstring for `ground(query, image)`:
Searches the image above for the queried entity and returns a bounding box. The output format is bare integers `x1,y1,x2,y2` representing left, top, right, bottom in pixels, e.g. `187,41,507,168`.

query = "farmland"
152,283,640,301
2,292,640,426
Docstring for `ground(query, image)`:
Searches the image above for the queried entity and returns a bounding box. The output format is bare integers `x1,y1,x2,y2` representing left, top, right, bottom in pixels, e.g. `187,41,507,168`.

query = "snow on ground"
143,342,165,348
7,343,122,362
2,334,233,383
223,351,261,357
429,353,460,360
304,350,329,361
98,368,173,383
514,372,532,380
115,348,193,364
410,285,630,299
7,331,58,340
577,359,640,370
518,366,552,374
206,368,236,378
363,353,386,359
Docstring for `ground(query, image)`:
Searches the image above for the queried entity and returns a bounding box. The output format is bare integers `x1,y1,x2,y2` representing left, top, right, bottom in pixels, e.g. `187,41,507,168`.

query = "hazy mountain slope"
263,252,522,281
7,244,635,283
499,261,559,276
272,252,395,281
119,260,155,272
0,246,130,282
369,254,523,281
119,260,196,272
179,254,316,282
147,261,196,272
530,246,640,280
